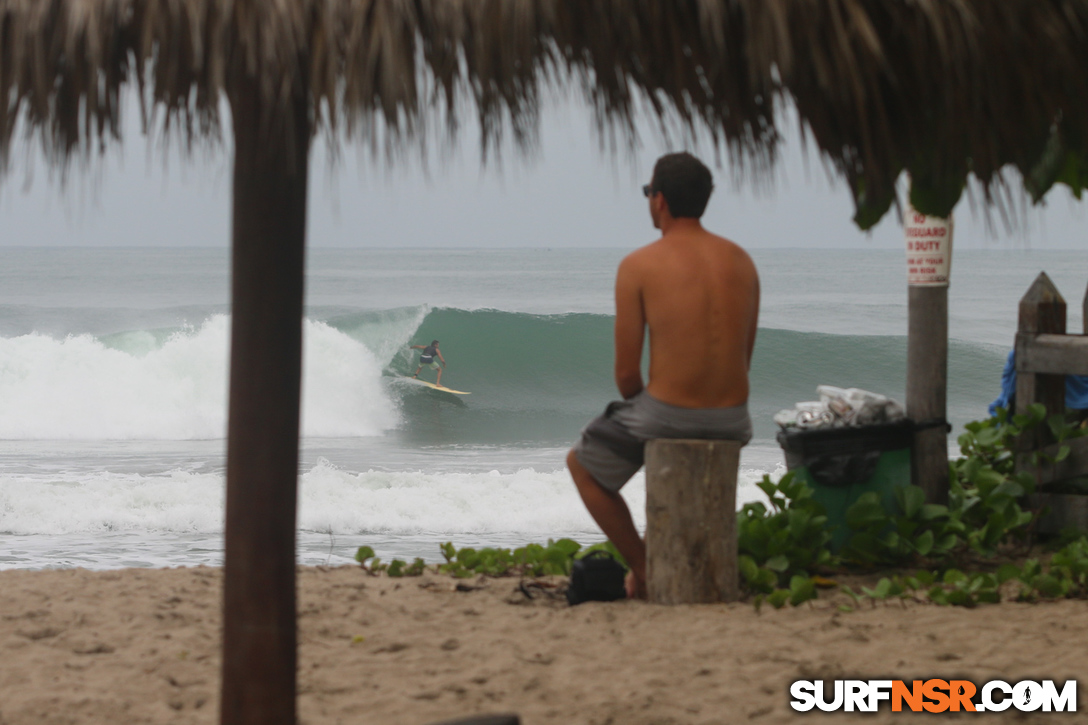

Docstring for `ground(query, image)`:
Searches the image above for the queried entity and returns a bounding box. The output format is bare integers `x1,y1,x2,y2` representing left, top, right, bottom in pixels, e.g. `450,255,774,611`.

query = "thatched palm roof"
2,0,1087,228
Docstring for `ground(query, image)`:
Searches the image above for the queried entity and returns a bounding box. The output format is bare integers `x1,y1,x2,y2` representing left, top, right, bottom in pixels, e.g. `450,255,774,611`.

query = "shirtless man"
567,152,760,599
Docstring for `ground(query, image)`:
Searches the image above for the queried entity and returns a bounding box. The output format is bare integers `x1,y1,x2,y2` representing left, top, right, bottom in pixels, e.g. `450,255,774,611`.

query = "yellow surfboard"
405,377,471,395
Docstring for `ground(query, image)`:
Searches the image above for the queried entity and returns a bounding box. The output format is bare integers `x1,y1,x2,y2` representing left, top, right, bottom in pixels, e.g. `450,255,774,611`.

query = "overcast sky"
1,92,1085,250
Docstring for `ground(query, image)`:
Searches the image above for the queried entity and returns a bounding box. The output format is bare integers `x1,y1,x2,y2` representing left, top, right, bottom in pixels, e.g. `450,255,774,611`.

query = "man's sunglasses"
642,184,655,197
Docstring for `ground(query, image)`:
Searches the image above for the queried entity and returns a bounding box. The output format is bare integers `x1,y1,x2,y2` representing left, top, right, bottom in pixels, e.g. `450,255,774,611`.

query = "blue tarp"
989,350,1088,416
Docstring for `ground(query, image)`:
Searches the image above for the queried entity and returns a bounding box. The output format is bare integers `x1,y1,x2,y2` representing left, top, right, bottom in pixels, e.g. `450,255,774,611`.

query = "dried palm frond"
1,0,1086,227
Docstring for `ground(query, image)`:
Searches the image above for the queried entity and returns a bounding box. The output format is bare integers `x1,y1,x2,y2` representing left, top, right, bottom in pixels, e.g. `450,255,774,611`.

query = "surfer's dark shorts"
572,391,752,493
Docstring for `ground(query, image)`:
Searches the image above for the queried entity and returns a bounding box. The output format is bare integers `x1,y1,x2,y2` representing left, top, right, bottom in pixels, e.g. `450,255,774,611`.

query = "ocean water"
0,247,1084,570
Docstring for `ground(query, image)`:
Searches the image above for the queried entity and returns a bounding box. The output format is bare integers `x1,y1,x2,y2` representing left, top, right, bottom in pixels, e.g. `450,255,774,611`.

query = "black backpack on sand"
566,550,627,605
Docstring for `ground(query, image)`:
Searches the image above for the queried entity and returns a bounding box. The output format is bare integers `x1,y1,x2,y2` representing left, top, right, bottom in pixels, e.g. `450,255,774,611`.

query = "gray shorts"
573,391,752,492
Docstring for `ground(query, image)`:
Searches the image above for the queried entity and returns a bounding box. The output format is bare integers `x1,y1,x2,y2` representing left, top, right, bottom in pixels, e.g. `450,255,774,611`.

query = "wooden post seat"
644,439,742,604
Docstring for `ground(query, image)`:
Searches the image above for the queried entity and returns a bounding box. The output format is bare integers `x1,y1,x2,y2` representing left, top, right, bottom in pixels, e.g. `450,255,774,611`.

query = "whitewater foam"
0,315,398,439
0,456,776,567
0,468,225,535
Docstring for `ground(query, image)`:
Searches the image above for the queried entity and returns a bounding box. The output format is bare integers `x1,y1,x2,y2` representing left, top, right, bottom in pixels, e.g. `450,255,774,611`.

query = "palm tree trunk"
220,68,310,725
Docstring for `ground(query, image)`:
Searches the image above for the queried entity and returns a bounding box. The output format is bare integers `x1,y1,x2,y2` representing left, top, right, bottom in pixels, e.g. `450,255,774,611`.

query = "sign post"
905,206,953,503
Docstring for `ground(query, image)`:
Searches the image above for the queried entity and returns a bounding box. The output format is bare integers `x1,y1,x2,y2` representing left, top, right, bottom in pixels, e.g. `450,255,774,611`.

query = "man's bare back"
613,226,757,407
615,226,759,408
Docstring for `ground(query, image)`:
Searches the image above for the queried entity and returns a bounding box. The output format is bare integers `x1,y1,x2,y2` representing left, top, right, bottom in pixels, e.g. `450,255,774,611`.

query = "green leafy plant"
1047,537,1088,596
925,569,1002,607
358,538,616,580
738,472,834,592
754,575,819,611
435,538,586,578
840,486,961,565
834,537,1088,608
354,545,387,574
838,409,1061,568
949,407,1052,556
1011,536,1088,601
386,557,427,577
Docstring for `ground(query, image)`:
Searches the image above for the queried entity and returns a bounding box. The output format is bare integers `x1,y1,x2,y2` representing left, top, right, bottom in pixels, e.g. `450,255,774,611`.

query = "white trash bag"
775,386,905,430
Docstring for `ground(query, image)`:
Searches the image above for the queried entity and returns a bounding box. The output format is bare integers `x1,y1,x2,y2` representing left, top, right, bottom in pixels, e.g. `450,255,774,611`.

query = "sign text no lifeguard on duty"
905,207,953,286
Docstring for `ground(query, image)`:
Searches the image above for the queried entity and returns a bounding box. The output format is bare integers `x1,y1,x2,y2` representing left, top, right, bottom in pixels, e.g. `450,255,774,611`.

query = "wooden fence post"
644,439,741,604
1016,274,1088,535
1014,272,1066,452
907,285,949,504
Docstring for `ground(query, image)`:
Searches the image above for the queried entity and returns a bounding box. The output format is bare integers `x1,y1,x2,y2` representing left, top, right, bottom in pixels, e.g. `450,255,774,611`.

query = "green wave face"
385,308,616,445
329,307,1008,446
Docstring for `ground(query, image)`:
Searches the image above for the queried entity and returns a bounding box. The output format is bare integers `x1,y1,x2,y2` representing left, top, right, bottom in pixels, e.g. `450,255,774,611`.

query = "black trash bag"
776,421,914,488
565,550,626,605
804,449,882,488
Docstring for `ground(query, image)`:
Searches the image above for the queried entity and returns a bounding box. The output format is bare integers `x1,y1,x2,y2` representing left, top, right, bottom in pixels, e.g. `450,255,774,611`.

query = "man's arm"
437,350,446,365
410,345,424,350
747,275,760,369
613,255,645,399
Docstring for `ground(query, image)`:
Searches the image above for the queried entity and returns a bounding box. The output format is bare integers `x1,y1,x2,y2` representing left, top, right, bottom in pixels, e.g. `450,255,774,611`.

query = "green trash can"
776,421,913,550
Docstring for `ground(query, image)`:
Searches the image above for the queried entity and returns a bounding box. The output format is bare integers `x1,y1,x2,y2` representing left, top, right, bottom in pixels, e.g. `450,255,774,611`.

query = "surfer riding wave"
411,340,447,386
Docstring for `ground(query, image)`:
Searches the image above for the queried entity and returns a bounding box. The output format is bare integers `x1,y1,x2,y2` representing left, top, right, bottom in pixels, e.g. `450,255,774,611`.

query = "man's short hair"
431,340,439,345
651,152,714,218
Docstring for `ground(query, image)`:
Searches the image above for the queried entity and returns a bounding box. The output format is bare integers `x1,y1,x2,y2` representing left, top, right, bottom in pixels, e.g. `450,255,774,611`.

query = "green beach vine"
355,538,625,579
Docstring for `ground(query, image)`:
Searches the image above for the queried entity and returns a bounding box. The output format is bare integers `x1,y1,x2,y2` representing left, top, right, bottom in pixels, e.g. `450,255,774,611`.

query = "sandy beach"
0,566,1084,724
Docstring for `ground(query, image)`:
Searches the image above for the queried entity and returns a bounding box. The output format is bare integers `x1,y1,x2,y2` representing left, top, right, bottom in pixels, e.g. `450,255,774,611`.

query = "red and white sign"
905,207,953,286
